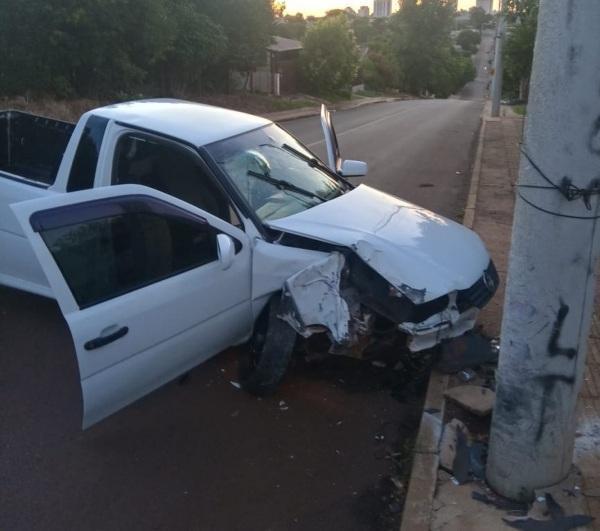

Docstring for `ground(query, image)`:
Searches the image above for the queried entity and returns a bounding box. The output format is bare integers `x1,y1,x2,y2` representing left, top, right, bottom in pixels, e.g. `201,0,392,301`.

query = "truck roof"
91,99,272,147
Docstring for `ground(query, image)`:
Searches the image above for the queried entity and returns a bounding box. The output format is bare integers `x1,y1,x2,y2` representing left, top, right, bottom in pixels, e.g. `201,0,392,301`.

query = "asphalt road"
0,36,493,531
286,31,494,222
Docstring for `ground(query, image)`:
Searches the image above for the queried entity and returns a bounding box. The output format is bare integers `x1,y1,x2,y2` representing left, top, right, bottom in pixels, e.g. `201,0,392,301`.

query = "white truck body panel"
267,184,490,303
12,185,255,427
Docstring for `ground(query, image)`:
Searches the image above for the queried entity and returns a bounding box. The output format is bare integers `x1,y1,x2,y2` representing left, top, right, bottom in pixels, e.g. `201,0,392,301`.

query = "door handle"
84,326,129,351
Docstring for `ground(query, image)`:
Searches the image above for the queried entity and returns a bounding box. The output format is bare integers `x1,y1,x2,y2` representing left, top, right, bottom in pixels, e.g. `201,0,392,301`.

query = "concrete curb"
263,96,407,123
463,116,487,231
399,115,489,531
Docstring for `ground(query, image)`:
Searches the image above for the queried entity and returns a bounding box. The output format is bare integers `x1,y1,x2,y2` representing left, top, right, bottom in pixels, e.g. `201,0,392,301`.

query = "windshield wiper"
247,170,326,203
282,143,330,171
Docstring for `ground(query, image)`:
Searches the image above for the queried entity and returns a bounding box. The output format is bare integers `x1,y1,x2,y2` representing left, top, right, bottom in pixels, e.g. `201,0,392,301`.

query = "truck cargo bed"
0,110,75,187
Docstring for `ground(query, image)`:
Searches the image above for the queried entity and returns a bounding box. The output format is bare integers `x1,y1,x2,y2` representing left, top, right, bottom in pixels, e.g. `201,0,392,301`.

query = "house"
249,36,304,95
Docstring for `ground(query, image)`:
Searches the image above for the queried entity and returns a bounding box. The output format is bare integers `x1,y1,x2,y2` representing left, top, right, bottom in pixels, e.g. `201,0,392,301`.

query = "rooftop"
267,36,304,53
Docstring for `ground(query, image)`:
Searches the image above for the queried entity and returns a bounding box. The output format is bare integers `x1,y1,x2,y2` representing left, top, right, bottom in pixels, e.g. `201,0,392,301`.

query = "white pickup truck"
0,100,498,428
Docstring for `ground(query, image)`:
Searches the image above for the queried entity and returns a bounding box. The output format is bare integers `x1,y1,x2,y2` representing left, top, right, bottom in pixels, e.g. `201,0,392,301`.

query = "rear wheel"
240,295,297,396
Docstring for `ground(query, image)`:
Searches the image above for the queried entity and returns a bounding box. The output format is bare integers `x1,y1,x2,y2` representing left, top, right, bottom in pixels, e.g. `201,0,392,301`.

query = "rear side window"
67,116,109,192
39,209,217,308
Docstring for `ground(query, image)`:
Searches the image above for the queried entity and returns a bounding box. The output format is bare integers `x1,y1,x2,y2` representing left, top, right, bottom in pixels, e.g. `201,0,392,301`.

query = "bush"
456,30,481,54
0,0,274,98
300,17,359,97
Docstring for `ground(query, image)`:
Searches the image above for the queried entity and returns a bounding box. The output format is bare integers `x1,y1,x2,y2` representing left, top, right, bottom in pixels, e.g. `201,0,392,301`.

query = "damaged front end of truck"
278,246,498,359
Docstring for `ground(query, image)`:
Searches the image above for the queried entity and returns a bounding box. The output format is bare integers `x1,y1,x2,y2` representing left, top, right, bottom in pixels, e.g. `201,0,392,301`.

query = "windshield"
206,124,348,221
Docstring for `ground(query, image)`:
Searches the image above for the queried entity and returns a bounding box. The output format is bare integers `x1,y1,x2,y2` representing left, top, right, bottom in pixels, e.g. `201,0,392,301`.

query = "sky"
284,0,482,17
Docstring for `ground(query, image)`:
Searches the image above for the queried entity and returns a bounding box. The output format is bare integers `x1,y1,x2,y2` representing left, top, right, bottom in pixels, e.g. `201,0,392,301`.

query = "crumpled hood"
266,184,490,302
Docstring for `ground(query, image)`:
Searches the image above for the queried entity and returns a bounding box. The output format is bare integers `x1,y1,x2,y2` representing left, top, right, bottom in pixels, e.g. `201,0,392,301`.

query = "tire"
240,295,297,396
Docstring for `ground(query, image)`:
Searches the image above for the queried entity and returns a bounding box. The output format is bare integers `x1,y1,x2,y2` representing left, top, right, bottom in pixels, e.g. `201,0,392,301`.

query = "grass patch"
267,98,318,111
512,104,527,116
354,89,386,98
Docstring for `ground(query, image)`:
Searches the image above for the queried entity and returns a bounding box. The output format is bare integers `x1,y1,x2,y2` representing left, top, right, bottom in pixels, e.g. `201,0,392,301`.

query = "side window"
67,116,109,192
113,134,241,227
38,204,218,308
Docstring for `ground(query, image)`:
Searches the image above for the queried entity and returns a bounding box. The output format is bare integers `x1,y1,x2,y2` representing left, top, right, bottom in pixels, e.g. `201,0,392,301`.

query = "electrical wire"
517,147,600,220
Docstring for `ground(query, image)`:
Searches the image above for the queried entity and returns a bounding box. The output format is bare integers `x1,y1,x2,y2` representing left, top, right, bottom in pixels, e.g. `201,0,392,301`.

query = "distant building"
358,5,370,17
373,0,392,18
476,0,493,14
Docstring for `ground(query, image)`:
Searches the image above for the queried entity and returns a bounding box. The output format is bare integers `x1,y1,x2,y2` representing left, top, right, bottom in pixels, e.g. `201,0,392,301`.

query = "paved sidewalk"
264,95,403,122
402,109,600,530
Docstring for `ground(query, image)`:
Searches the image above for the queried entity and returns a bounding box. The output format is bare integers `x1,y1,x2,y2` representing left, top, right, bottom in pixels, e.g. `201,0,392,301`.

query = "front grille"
456,261,499,312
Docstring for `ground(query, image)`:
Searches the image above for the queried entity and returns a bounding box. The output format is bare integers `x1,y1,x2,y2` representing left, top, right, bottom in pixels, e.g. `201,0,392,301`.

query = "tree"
392,0,473,97
352,17,376,45
0,0,284,98
301,16,359,96
200,0,275,90
469,6,491,33
157,1,228,94
361,32,399,91
274,13,307,40
456,29,481,54
0,0,171,98
504,0,539,22
502,0,539,100
325,9,346,18
272,0,285,18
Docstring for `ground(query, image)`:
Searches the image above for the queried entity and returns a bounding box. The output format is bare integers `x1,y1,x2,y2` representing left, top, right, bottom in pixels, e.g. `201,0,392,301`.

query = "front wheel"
240,295,297,396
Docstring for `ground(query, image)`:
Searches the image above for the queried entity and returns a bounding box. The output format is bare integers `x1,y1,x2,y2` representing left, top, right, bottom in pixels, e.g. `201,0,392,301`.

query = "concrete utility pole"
490,10,504,117
487,0,600,500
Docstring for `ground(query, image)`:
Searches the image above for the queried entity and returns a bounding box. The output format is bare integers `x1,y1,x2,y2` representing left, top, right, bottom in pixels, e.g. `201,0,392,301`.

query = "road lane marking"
305,104,440,147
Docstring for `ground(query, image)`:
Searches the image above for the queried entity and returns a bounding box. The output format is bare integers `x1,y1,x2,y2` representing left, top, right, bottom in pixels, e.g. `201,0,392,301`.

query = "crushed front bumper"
399,261,499,352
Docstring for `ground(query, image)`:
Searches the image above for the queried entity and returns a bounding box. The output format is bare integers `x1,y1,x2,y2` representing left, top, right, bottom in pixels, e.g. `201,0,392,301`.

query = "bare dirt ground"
0,92,321,123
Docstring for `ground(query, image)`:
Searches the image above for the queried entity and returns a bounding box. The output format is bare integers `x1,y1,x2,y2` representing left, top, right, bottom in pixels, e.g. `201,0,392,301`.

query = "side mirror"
339,159,368,178
217,234,235,270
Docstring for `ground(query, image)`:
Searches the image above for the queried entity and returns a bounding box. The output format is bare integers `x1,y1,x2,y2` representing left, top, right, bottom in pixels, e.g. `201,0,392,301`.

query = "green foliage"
0,0,274,98
325,9,347,18
352,17,376,45
361,33,399,91
456,29,481,54
503,0,538,23
392,0,475,97
469,6,492,32
274,13,306,40
502,0,538,99
204,0,274,76
300,17,359,97
158,1,228,94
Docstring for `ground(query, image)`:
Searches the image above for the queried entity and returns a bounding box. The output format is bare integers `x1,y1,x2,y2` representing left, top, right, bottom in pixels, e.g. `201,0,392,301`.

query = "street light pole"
486,0,600,500
490,2,504,117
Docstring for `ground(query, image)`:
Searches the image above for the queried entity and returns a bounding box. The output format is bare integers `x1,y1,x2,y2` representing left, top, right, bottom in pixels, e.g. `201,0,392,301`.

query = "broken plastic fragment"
458,369,477,382
280,252,351,343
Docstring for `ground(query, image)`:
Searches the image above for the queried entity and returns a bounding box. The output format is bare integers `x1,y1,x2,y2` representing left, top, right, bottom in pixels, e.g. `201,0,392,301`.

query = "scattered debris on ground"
437,332,498,373
439,418,469,472
444,385,496,417
471,490,528,513
430,332,595,530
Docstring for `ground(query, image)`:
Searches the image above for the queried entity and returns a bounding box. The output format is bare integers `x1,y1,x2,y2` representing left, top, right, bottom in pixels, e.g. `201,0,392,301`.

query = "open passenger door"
320,105,368,178
320,104,342,174
11,184,253,428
